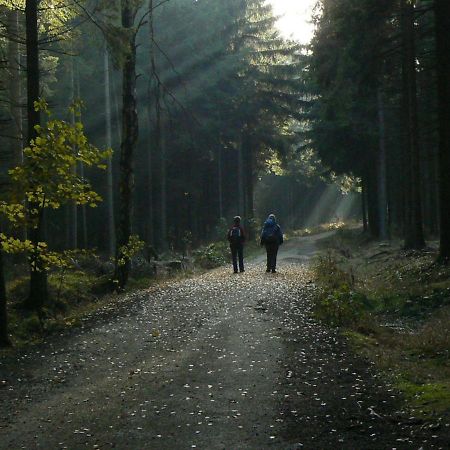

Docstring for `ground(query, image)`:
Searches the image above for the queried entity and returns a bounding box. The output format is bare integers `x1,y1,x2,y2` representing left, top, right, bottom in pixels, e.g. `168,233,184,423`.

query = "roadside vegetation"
1,227,265,349
312,228,450,420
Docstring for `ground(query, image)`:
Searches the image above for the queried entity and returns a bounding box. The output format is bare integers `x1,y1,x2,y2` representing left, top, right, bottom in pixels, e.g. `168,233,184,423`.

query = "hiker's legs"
237,244,244,272
266,244,278,271
230,245,238,272
272,245,279,271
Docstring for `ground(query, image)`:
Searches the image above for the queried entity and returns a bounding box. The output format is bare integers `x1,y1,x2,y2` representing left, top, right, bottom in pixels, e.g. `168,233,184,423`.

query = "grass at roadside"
2,239,264,351
2,268,158,349
312,228,450,419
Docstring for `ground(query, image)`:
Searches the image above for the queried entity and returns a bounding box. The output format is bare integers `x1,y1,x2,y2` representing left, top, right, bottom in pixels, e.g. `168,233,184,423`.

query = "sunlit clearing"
267,0,316,44
303,185,359,228
303,185,339,229
335,193,359,221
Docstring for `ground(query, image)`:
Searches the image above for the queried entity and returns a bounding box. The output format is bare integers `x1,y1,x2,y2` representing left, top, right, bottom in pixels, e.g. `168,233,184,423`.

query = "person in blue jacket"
260,214,283,273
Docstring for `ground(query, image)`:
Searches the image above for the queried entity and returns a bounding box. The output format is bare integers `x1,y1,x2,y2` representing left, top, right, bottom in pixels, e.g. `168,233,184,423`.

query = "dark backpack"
264,226,278,244
229,226,241,244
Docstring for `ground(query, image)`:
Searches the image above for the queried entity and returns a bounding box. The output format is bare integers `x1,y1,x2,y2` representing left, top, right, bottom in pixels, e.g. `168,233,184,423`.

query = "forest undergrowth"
1,238,264,349
312,228,450,421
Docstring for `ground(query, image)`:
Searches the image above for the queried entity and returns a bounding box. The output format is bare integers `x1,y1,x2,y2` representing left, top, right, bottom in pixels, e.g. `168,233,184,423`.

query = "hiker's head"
233,216,241,225
268,213,276,222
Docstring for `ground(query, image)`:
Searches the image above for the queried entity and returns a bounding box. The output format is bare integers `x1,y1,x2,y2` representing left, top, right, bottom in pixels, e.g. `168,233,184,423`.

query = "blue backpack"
263,225,278,244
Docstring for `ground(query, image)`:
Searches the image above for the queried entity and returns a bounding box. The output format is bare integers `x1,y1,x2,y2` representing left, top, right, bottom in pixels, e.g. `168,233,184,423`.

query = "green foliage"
313,252,353,290
396,380,450,416
314,283,370,327
10,99,111,212
376,290,450,319
115,234,145,267
312,253,370,327
193,242,229,269
0,100,110,273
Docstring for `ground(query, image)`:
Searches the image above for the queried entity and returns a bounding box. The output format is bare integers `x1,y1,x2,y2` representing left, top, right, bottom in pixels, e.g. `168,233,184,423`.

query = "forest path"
0,234,447,449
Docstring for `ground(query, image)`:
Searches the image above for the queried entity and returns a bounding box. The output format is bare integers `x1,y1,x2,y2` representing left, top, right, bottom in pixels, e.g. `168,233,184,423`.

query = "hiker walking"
260,214,283,273
227,216,246,273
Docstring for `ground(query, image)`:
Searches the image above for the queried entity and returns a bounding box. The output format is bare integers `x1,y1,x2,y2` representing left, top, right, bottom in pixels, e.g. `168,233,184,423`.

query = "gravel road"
0,234,448,449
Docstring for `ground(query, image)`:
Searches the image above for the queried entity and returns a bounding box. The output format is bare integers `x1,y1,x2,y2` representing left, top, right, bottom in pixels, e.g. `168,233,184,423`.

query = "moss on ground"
397,380,450,416
314,228,450,418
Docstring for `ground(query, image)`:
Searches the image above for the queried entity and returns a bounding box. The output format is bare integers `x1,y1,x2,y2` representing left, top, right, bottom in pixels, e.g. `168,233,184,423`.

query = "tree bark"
242,130,255,220
435,0,450,261
361,177,368,232
26,0,48,311
365,164,380,238
377,89,388,239
147,1,156,247
0,238,10,347
217,146,223,219
66,55,77,249
159,119,167,251
104,41,115,257
237,134,245,216
115,1,138,289
401,0,425,249
7,9,23,165
75,68,88,249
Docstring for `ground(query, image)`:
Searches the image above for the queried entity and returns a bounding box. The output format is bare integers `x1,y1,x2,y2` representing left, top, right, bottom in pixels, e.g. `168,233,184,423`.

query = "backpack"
229,226,241,244
264,226,278,244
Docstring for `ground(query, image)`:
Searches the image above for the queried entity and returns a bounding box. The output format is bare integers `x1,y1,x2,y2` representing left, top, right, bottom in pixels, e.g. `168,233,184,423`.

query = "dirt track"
0,234,448,449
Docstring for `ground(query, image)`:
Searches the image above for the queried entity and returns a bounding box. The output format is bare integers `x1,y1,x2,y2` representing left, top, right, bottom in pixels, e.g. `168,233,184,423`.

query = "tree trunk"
237,134,245,216
377,89,388,239
365,164,380,238
67,56,77,249
160,119,167,251
7,9,23,165
146,2,156,247
145,104,154,247
74,67,88,249
435,0,450,261
242,130,255,220
361,178,368,232
401,0,425,249
104,41,115,257
26,0,47,311
115,1,138,289
0,238,10,347
217,146,223,220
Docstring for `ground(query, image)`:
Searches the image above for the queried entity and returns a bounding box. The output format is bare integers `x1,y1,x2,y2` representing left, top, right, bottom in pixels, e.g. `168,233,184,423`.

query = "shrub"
313,252,353,290
193,242,229,269
314,283,370,327
312,253,369,327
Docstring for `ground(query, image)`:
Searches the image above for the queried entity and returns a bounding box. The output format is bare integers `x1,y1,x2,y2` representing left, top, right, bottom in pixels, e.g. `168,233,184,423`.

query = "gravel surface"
0,234,448,449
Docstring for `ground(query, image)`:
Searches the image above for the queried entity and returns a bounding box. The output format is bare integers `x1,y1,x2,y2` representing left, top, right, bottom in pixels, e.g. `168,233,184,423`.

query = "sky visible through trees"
268,0,316,43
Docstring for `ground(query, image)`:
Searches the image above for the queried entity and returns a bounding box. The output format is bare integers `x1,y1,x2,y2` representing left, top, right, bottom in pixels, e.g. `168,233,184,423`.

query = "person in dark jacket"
260,214,283,273
227,216,246,273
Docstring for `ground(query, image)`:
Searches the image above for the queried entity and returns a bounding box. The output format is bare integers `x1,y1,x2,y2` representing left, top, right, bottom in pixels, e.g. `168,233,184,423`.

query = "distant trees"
141,0,303,248
308,0,449,257
434,0,450,261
